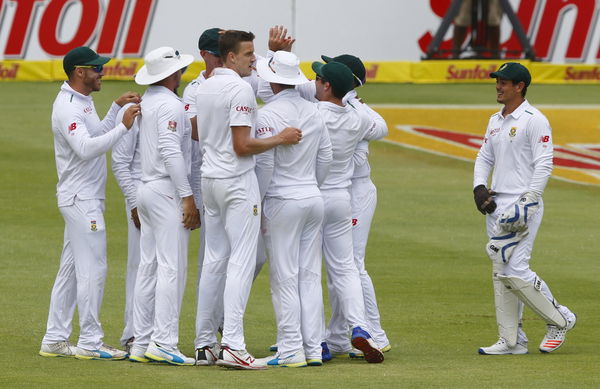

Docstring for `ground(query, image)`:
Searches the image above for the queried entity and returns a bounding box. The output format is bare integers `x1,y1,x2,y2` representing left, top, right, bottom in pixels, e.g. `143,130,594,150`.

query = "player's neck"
502,97,525,116
67,80,92,96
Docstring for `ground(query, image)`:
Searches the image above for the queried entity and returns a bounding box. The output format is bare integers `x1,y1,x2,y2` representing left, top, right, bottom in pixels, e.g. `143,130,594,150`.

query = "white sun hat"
135,46,194,85
256,50,308,85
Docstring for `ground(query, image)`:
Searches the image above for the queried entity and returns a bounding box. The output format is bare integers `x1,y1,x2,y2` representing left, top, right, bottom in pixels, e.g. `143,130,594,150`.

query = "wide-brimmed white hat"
256,51,308,86
135,46,194,85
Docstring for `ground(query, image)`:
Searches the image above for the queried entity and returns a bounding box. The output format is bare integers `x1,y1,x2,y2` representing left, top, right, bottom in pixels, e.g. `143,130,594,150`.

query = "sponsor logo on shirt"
184,104,189,111
83,106,93,114
256,126,272,137
539,135,550,143
235,106,254,113
489,128,500,137
68,122,77,134
352,218,358,226
168,121,177,131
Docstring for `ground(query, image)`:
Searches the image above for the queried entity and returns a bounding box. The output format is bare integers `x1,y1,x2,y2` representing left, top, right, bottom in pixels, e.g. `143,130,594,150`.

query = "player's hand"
278,127,302,145
115,91,141,107
182,196,200,230
122,104,141,129
131,207,141,230
473,184,497,215
268,25,295,52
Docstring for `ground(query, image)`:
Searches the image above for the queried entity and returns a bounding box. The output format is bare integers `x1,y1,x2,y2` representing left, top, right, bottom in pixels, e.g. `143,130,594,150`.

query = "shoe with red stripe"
216,346,267,370
351,327,384,363
539,313,577,353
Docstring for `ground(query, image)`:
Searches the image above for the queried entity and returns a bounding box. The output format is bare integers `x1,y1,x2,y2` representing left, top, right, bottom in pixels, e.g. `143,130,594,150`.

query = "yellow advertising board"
2,59,600,84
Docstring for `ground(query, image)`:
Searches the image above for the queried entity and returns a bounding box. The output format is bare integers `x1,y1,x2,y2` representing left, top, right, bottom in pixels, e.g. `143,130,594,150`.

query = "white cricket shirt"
255,88,332,199
317,101,378,191
138,85,192,198
111,103,141,210
196,67,257,179
51,81,126,207
474,100,553,196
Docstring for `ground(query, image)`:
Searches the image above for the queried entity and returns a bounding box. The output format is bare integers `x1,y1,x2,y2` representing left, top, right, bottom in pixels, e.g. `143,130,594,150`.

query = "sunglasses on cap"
75,65,103,73
164,50,181,59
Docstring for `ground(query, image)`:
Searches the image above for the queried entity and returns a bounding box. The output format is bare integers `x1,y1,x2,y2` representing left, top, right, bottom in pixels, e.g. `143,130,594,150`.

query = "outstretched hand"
268,25,295,52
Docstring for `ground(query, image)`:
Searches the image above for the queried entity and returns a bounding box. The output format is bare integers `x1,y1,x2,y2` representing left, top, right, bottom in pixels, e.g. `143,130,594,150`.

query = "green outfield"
1,81,598,388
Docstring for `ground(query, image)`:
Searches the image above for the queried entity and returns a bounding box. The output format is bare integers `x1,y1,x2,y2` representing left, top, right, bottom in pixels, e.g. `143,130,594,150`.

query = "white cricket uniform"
132,85,192,350
42,81,127,350
194,67,260,350
254,89,333,359
111,104,142,347
474,99,573,323
326,90,391,350
318,100,380,351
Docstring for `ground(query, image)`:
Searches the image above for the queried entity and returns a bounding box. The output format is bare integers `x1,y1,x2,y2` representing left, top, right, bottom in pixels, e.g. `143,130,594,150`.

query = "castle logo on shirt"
509,127,517,137
167,121,177,131
90,220,97,231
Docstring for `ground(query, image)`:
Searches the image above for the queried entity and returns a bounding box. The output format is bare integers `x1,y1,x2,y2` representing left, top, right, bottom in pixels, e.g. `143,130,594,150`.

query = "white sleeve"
229,84,257,127
527,115,553,195
111,104,139,209
97,102,122,134
58,108,127,160
157,103,193,198
358,110,380,141
473,121,495,189
360,102,388,140
190,139,202,205
254,111,275,199
182,81,198,118
316,117,332,186
297,81,318,103
352,140,369,169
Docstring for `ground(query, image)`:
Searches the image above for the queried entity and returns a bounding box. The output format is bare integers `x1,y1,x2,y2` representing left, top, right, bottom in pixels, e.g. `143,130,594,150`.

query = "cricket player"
318,55,391,356
312,60,384,363
128,46,199,365
111,104,141,353
474,62,576,355
40,46,141,360
194,30,301,370
254,51,333,367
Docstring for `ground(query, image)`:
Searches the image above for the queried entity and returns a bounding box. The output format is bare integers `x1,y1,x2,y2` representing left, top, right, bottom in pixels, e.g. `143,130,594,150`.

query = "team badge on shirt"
90,220,97,231
509,127,517,137
253,204,258,216
168,121,177,132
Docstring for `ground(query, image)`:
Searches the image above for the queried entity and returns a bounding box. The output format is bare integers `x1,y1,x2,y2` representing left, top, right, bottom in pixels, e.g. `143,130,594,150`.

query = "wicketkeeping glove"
496,191,539,232
486,229,529,264
473,185,497,215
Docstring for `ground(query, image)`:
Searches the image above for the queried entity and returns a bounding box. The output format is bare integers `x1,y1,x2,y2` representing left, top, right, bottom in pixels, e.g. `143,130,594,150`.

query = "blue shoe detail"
351,326,372,341
267,358,280,366
97,350,112,359
157,346,184,364
321,342,332,362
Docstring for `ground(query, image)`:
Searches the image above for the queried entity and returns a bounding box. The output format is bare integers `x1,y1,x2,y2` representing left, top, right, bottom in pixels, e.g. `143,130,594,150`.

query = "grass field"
1,81,599,388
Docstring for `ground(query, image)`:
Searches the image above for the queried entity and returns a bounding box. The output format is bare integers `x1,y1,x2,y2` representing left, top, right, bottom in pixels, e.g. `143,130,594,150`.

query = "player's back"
196,68,256,179
317,101,369,191
258,89,330,199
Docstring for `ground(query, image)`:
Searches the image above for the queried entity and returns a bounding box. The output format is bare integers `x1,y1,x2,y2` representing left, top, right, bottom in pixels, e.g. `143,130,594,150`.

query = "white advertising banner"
0,0,599,63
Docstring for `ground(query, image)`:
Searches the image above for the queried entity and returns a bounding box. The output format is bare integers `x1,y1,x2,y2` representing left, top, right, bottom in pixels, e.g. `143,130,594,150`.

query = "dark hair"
323,78,346,99
218,30,255,61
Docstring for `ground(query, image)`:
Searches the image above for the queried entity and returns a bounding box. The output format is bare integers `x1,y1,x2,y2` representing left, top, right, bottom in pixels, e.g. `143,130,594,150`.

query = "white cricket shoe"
539,313,577,353
128,344,150,363
216,346,267,370
195,343,221,366
478,338,528,355
349,347,364,359
264,349,307,368
39,341,77,358
144,341,194,365
124,336,135,354
75,344,128,360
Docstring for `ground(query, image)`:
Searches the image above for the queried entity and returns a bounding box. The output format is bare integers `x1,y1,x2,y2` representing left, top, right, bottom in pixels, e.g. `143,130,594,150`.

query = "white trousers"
195,171,260,350
120,201,141,346
42,198,107,350
263,196,325,359
133,180,189,349
322,188,370,350
326,178,389,350
486,194,572,325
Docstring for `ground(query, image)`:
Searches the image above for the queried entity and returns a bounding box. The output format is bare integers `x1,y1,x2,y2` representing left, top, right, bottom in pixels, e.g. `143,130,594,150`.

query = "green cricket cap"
63,46,110,75
311,61,355,96
198,28,221,55
490,62,531,87
321,54,366,87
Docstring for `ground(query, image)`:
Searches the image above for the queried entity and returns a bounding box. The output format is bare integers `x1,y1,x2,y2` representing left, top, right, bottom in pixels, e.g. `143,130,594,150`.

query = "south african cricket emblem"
253,204,258,216
90,220,97,231
509,127,517,137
